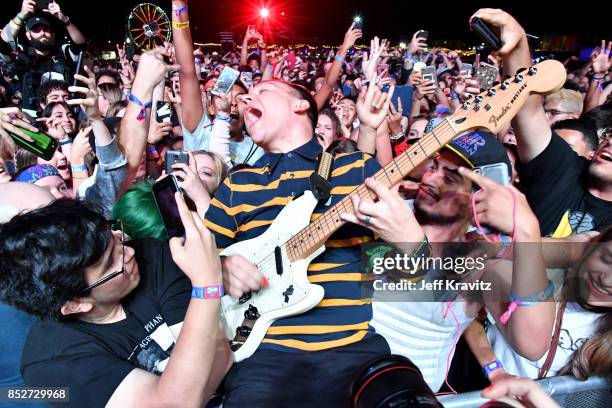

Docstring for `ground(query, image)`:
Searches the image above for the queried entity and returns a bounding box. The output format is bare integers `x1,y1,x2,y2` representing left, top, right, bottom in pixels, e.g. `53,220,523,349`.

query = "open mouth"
57,160,68,171
599,150,612,162
245,107,262,127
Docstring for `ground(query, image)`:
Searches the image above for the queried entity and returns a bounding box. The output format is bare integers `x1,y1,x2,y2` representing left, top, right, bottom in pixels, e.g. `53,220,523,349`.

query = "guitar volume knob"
245,305,260,320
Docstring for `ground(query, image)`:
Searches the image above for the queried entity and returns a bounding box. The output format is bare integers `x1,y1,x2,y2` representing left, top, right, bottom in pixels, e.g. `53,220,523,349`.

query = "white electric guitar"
221,60,567,362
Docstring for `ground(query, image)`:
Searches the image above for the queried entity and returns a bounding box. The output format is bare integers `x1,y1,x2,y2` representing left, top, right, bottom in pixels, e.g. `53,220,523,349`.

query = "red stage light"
260,8,269,18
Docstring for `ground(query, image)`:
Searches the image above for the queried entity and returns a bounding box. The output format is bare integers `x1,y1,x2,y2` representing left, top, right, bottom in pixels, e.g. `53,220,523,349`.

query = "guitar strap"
310,151,334,202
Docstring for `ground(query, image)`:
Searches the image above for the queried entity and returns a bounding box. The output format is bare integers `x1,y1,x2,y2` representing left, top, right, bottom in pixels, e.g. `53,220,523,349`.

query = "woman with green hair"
111,180,167,240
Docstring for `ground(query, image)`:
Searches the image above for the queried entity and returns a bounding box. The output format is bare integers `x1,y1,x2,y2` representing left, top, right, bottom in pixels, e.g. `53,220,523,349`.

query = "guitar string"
250,119,458,277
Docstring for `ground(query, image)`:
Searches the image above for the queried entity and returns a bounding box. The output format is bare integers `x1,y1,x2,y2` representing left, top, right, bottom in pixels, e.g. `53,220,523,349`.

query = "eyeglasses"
79,220,126,296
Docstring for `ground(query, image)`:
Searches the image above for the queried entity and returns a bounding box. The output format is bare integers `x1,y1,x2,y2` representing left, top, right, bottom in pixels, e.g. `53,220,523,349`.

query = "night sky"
0,1,609,49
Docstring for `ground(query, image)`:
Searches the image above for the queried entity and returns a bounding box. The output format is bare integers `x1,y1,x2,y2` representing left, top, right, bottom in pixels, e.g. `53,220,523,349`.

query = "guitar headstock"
449,60,566,135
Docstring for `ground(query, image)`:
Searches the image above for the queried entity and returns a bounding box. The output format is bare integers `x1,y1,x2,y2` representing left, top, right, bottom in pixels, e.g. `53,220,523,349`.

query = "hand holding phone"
165,150,189,176
475,62,499,90
211,67,240,97
470,17,502,51
421,66,438,87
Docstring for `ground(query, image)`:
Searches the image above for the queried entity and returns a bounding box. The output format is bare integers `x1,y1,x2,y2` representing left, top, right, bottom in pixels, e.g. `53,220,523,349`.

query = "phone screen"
156,101,173,123
153,176,185,238
421,66,437,87
475,63,499,90
211,67,240,97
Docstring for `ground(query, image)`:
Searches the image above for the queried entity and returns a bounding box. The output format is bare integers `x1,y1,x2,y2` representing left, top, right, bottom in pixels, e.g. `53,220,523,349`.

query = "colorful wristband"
334,55,349,67
60,139,73,146
191,285,224,299
71,164,88,172
215,114,231,123
483,359,503,379
172,21,190,29
128,93,152,122
500,279,554,325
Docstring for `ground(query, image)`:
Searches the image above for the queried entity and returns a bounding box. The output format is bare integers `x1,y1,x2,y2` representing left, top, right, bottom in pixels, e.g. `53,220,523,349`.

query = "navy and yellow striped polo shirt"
205,137,381,352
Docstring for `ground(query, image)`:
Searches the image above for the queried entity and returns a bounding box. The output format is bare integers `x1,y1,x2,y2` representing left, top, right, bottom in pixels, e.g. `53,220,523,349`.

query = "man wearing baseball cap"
0,1,86,111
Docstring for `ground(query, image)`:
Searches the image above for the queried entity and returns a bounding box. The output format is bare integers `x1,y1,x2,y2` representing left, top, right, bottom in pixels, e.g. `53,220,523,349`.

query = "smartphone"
416,30,429,40
392,85,414,117
35,0,51,10
474,163,510,187
421,66,437,87
9,128,58,161
475,62,499,90
211,66,240,97
152,175,185,238
353,17,363,30
165,150,189,176
471,163,510,234
286,51,297,70
471,17,502,51
240,72,253,89
156,101,173,123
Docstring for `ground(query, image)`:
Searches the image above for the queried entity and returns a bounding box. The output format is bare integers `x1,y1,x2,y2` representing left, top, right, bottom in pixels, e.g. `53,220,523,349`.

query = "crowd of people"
0,1,610,407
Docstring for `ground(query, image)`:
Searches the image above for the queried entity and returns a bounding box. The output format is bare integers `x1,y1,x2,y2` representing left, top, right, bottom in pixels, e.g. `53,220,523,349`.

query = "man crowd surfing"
0,1,610,407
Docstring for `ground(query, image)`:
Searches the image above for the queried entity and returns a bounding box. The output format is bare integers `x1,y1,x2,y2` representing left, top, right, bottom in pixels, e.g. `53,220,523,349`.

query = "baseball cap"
444,130,511,174
26,16,52,32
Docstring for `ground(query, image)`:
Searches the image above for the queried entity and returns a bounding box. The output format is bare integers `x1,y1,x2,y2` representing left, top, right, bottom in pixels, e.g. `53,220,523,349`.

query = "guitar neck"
285,117,461,262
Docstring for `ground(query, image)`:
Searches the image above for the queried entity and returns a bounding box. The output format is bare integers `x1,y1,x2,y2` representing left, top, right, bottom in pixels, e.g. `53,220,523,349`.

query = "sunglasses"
79,220,126,296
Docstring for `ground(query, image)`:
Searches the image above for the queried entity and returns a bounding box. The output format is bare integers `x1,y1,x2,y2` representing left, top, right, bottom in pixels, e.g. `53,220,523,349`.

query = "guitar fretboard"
285,117,460,262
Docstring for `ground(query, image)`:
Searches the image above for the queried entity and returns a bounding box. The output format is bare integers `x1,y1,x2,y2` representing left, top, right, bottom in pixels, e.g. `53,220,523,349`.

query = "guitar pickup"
274,246,283,276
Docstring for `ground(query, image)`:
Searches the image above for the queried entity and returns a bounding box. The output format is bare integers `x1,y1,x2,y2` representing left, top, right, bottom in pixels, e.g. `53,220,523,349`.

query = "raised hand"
407,30,428,55
592,40,612,75
20,0,36,19
342,22,363,50
362,37,388,81
356,78,394,130
44,1,69,24
470,9,526,56
386,98,404,136
67,66,102,120
134,45,181,92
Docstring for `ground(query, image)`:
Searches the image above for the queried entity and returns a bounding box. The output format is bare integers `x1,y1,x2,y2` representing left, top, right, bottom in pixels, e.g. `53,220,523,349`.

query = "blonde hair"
544,89,584,114
192,151,228,195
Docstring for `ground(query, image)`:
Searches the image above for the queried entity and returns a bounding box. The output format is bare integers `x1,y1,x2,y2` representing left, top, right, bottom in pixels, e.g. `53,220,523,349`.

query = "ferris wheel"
127,3,172,50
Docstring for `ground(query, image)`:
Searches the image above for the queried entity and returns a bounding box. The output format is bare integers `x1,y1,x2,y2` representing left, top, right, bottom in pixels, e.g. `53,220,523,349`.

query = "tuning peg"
244,305,260,320
528,67,538,76
473,103,481,112
504,74,512,80
516,67,527,74
487,88,496,96
500,82,510,90
475,95,484,103
461,102,470,110
514,74,524,83
465,94,473,100
236,326,252,337
492,81,500,87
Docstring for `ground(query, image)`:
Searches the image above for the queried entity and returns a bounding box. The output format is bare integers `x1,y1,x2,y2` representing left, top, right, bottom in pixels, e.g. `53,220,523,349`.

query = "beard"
30,37,56,52
414,199,468,226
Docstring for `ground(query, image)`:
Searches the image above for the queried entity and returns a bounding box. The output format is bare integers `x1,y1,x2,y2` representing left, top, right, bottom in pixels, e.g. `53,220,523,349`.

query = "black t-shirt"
518,132,612,237
0,39,82,109
21,239,191,408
